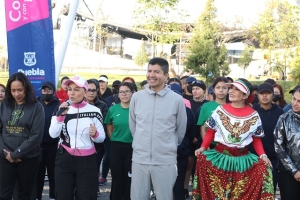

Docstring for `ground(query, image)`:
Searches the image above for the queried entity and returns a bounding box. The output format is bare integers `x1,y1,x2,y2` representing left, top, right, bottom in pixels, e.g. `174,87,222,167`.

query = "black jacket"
38,97,60,146
177,107,196,158
101,87,113,100
0,100,45,160
250,103,283,160
274,110,300,176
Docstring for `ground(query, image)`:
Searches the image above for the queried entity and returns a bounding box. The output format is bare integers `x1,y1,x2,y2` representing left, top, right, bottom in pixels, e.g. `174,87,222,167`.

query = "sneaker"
98,177,107,186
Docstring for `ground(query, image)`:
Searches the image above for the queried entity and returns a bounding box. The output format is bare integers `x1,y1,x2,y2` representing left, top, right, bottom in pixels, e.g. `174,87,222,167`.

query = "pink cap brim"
65,80,88,90
226,82,248,95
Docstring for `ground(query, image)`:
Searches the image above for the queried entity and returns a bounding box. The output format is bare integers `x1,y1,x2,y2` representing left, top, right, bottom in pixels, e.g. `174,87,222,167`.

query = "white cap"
98,77,108,82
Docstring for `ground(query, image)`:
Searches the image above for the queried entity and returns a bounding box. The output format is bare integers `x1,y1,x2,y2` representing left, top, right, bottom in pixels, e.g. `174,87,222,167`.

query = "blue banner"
5,0,55,96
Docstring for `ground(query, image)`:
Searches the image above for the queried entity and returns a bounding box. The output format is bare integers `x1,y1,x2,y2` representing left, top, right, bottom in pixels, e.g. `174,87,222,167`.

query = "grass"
0,72,295,103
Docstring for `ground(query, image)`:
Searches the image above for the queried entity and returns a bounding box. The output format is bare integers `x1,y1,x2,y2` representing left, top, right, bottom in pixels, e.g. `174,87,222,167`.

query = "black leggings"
0,156,39,200
109,141,132,200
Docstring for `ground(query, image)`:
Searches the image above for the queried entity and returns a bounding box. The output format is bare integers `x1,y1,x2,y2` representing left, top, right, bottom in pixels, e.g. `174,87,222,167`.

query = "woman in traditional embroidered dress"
193,78,274,200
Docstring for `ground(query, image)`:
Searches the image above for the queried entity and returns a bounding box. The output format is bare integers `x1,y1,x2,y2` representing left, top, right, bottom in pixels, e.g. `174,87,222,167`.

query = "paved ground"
40,173,281,200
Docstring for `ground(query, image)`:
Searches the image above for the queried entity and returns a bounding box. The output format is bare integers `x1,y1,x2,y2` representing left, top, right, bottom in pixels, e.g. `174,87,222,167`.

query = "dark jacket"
105,95,120,108
250,103,283,160
89,97,108,147
274,110,300,176
101,87,113,100
0,100,45,160
38,97,60,146
177,107,196,158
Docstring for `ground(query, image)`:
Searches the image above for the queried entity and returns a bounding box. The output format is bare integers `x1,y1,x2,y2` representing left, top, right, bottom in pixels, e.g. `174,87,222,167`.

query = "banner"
5,0,55,96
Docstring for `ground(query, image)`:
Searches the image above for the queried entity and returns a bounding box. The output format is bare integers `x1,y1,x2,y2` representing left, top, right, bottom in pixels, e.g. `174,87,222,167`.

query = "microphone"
56,100,72,116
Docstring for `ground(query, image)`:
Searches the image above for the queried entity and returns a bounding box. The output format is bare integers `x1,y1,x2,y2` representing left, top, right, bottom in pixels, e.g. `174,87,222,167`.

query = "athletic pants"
109,141,132,200
173,156,188,200
278,169,300,200
131,162,177,200
36,144,57,200
54,149,97,200
0,156,39,200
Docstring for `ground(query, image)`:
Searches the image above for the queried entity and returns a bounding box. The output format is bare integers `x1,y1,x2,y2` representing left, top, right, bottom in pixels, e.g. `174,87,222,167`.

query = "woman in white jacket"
49,75,105,200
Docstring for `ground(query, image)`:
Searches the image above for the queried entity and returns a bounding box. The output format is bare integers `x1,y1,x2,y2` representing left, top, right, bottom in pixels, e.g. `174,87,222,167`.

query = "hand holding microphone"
56,100,72,116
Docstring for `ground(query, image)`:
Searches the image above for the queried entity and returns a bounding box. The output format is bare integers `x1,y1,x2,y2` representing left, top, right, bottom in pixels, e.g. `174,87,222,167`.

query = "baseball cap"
225,79,250,95
112,80,121,86
208,85,214,94
140,80,148,87
98,76,108,82
264,78,276,85
289,85,300,94
65,75,88,90
170,84,182,95
41,81,55,91
191,80,207,91
186,76,196,84
252,85,258,91
258,83,274,94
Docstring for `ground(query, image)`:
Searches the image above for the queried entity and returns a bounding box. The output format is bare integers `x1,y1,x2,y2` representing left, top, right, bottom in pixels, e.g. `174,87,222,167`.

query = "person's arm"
176,99,187,145
274,117,299,176
0,116,9,156
129,94,136,137
200,125,207,140
10,103,45,160
251,136,265,156
201,128,216,149
107,124,113,138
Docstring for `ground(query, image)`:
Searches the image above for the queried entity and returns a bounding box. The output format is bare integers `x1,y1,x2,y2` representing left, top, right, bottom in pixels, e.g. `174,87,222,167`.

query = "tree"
250,0,300,78
290,53,300,84
185,0,230,85
133,0,188,57
135,42,149,67
237,47,254,78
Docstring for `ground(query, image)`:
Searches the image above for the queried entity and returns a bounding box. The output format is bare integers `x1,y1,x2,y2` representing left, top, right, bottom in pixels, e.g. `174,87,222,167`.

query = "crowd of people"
0,57,299,200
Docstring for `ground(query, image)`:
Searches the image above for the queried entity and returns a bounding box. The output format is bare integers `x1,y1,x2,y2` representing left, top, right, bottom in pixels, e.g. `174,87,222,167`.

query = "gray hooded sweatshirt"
129,84,187,165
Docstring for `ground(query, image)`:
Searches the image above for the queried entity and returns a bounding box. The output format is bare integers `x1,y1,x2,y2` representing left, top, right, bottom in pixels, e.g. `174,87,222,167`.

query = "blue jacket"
250,103,283,160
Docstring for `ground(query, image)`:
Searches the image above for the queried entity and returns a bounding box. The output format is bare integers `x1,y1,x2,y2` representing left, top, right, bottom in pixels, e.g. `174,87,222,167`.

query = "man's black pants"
278,169,300,200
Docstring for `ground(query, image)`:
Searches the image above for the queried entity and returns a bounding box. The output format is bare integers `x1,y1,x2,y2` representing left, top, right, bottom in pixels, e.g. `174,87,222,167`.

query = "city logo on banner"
24,52,36,66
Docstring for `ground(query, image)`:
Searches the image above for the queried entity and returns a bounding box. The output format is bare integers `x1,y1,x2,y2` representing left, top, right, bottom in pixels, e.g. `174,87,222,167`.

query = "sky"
0,0,296,47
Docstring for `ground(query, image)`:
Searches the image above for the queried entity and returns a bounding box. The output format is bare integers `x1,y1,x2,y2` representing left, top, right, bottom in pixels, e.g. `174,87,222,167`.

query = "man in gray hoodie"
129,57,187,200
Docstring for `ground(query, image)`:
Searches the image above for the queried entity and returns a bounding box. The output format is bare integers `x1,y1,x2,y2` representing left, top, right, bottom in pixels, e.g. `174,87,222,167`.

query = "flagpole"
54,0,80,86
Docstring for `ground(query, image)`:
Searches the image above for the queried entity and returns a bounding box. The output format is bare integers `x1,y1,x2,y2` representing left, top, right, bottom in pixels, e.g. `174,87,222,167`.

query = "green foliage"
237,47,254,78
135,42,149,67
251,0,300,77
290,54,300,84
253,0,300,50
185,0,230,85
133,0,188,56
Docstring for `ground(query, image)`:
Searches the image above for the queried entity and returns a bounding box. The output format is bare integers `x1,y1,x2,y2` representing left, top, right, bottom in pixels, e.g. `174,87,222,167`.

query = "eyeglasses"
119,90,132,95
88,89,97,93
42,90,53,94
